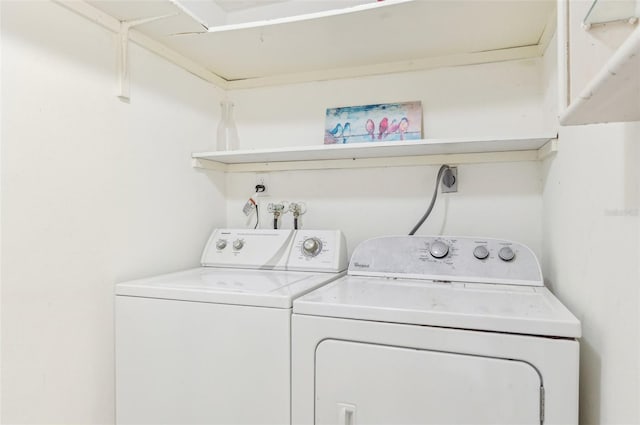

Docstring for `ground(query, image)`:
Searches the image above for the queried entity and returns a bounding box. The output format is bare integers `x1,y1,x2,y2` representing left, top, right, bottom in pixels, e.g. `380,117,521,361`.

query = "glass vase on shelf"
216,100,239,151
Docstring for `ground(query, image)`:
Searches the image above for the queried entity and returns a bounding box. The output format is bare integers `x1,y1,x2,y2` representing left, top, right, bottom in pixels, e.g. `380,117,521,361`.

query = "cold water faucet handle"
267,202,288,229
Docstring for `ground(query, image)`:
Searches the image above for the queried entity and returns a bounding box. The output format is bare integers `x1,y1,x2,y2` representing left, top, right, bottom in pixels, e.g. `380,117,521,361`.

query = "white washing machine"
292,235,581,425
115,228,347,425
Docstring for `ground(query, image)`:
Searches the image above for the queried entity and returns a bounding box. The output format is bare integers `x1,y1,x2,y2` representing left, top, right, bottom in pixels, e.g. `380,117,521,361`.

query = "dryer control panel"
201,229,347,273
348,236,542,286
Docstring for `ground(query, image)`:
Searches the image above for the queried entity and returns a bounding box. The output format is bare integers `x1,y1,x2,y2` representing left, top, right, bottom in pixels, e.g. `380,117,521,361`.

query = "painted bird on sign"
378,117,388,140
342,123,351,143
365,119,375,140
329,123,343,137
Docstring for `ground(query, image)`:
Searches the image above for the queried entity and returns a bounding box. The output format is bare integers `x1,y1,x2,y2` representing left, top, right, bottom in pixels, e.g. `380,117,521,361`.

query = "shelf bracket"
581,0,639,30
117,14,176,102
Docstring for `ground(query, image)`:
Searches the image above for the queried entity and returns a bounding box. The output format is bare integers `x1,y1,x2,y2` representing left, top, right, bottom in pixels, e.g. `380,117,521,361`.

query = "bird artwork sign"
324,101,422,144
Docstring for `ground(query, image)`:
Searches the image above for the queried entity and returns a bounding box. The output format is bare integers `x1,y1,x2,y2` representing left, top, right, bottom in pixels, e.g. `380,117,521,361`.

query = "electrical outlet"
255,173,270,196
441,167,458,193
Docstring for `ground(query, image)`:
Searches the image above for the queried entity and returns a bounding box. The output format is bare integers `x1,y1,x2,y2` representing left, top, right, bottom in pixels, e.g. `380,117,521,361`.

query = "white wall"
542,122,640,424
547,4,640,422
227,163,543,256
231,58,554,149
226,59,552,256
1,1,226,423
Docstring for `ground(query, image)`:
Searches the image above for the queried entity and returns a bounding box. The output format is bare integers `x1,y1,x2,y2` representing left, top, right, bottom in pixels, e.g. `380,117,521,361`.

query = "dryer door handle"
338,403,357,425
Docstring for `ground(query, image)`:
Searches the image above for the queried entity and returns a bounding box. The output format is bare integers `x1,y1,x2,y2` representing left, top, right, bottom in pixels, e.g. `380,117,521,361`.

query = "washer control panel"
348,236,542,286
201,229,347,272
287,230,348,272
302,237,323,257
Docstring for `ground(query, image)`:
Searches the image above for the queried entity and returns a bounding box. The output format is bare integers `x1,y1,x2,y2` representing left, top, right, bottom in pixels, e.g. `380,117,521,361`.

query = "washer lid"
116,267,344,308
293,276,581,338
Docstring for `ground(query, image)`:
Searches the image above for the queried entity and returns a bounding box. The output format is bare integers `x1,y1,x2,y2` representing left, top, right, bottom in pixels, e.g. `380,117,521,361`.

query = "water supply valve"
267,202,288,229
289,202,307,230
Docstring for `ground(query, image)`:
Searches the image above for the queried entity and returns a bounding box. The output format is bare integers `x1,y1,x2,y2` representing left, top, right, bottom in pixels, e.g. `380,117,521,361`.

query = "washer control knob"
498,246,515,262
473,245,489,260
232,239,244,250
216,239,227,250
430,240,449,259
302,237,323,257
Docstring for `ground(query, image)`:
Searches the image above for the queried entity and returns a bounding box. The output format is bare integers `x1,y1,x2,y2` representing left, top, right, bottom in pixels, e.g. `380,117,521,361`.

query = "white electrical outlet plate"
255,173,270,196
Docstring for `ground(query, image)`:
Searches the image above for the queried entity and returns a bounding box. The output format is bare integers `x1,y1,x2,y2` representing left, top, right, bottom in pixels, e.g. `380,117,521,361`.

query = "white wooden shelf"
192,136,558,172
561,24,640,125
61,0,555,89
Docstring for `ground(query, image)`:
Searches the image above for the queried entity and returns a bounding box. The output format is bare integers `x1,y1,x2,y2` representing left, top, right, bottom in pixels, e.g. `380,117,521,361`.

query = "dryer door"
315,340,542,425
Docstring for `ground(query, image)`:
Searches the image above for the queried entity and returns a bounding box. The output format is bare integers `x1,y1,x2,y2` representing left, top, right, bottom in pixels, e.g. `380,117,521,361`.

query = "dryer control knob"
473,245,489,260
216,239,227,250
430,240,449,258
232,239,244,250
498,246,515,262
302,237,323,257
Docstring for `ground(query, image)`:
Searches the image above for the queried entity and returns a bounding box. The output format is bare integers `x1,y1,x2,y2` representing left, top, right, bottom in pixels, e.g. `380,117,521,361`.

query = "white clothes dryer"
115,228,347,425
292,235,580,425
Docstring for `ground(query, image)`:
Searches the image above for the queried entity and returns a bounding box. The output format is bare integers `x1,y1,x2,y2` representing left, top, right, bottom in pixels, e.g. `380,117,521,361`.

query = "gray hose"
408,164,450,235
